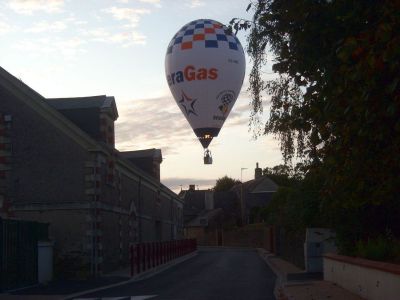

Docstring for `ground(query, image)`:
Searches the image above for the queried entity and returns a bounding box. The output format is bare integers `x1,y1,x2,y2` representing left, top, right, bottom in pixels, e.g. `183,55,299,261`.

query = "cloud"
0,21,13,35
102,6,150,46
116,0,162,7
139,0,162,7
13,37,86,58
114,93,255,157
82,27,146,46
104,6,150,27
7,0,64,15
109,31,146,46
115,95,195,153
185,0,205,8
63,15,88,26
26,21,67,33
226,113,249,127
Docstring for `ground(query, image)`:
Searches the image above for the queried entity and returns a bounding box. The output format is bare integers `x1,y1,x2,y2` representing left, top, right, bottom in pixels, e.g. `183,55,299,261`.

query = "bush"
355,234,400,263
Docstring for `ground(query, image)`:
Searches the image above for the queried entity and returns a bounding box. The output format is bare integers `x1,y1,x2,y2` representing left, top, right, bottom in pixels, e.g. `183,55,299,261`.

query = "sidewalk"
0,251,197,300
257,249,365,300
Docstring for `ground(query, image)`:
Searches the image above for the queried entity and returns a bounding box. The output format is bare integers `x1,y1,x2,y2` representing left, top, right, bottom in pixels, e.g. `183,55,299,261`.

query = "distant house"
180,185,240,245
0,66,183,277
181,164,278,235
232,163,278,224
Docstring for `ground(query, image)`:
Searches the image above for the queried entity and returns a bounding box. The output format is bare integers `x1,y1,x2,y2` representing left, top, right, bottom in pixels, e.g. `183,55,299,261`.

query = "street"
70,248,276,300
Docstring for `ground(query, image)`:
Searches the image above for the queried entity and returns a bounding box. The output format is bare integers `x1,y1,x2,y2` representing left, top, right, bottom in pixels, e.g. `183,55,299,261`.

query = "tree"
263,164,296,186
213,176,240,192
232,0,400,252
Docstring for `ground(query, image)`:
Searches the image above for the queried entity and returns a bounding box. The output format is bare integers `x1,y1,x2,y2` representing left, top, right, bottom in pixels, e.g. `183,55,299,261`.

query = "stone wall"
14,209,91,278
0,87,89,206
0,74,183,277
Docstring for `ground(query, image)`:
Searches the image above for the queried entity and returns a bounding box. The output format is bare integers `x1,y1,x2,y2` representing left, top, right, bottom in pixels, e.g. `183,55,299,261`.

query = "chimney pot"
255,162,262,179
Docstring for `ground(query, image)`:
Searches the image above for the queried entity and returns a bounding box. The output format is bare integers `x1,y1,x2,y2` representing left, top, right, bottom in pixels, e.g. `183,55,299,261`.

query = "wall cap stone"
324,253,400,275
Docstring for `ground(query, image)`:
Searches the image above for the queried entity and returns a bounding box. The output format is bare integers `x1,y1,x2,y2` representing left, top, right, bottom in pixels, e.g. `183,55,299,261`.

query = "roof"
182,190,206,214
186,208,223,227
213,191,238,213
182,190,239,222
46,95,119,120
121,148,162,162
231,175,278,194
250,177,278,193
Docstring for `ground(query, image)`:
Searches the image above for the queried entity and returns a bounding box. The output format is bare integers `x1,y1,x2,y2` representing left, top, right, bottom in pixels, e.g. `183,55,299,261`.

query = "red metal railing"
130,239,197,277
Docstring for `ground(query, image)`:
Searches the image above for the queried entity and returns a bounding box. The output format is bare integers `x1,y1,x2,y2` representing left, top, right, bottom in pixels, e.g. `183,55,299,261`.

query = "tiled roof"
231,175,278,194
46,95,118,119
121,148,162,160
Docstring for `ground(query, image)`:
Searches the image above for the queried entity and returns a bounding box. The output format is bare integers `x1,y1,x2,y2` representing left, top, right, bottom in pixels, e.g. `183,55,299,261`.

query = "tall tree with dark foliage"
232,0,400,255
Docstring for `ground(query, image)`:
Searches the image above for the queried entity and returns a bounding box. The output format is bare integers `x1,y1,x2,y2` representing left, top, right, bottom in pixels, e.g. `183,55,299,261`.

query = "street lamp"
240,168,247,226
240,167,248,183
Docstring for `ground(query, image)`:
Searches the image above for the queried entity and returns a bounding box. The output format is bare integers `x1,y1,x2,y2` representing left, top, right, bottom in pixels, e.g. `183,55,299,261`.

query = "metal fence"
130,239,197,277
0,217,49,292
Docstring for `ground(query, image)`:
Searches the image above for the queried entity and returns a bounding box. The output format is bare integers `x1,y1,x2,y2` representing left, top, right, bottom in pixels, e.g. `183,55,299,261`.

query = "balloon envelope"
165,19,245,148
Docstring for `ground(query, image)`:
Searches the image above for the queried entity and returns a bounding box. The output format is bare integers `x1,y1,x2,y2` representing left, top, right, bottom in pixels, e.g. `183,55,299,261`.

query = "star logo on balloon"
179,90,198,116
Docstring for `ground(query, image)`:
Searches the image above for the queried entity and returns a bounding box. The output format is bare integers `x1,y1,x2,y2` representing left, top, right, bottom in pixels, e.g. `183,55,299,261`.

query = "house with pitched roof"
181,163,278,237
180,186,238,245
0,66,183,277
231,163,279,224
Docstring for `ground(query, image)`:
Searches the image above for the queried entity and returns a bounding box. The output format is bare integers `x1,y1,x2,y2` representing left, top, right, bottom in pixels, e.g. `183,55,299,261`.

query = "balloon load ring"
165,19,245,164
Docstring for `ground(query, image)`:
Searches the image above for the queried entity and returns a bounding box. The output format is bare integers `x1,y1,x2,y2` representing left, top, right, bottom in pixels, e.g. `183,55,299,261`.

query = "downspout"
92,204,97,276
170,196,174,240
94,152,102,276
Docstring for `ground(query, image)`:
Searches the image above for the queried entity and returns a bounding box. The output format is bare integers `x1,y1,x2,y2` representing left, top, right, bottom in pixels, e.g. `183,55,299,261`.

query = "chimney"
121,149,162,181
255,162,262,179
45,96,118,148
189,184,195,191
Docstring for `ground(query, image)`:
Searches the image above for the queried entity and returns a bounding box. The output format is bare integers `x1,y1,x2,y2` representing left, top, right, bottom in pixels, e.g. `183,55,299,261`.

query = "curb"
62,251,198,300
256,248,288,300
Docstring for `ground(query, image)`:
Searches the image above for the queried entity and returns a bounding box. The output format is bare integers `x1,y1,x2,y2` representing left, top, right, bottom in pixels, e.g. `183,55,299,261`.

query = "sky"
0,0,283,193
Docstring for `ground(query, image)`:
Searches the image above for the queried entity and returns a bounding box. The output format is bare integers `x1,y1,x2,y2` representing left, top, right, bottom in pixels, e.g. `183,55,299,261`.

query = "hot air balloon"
165,19,245,164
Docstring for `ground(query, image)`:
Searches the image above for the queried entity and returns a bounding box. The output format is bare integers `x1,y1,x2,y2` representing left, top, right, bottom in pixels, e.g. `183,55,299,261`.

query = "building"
181,163,278,240
180,185,240,245
232,163,279,224
0,66,183,276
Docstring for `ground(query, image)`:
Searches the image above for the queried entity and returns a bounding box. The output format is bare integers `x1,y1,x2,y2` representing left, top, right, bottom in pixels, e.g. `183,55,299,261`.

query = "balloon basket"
204,149,213,165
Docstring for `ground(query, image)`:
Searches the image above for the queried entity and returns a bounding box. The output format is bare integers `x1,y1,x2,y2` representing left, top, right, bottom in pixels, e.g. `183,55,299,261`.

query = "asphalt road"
71,247,276,300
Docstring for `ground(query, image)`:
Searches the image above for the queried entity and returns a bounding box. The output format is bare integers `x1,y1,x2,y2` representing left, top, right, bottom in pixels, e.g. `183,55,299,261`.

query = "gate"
0,217,49,292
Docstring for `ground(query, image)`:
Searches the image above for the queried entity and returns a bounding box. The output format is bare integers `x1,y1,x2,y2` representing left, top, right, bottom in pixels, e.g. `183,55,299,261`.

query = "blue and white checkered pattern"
166,19,243,55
